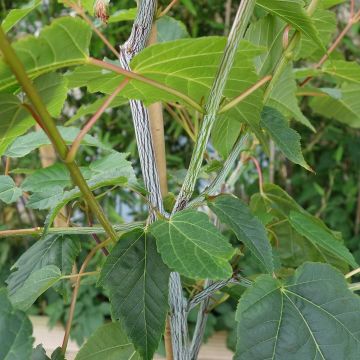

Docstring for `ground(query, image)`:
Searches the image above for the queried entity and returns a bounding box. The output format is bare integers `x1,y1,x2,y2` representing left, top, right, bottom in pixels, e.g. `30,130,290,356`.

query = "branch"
173,0,256,212
159,0,179,17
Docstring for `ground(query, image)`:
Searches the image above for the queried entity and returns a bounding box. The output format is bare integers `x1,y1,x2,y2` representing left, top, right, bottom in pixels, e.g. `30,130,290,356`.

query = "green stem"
0,27,117,242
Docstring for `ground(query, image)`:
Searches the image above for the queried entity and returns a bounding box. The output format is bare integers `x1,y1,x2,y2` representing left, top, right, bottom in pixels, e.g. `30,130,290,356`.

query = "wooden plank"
31,316,233,359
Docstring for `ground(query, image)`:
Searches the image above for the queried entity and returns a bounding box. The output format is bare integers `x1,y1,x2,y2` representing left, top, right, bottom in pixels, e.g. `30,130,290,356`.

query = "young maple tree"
1,0,360,359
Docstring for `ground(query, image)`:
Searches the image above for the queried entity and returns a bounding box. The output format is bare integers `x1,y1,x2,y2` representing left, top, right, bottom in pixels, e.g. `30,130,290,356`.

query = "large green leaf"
5,126,111,158
0,16,91,92
267,65,315,130
322,60,360,84
150,210,234,279
68,38,263,125
0,73,68,155
10,265,62,311
256,0,323,48
1,0,42,33
7,234,81,299
289,211,358,268
98,229,169,360
208,194,274,274
260,106,311,170
235,262,360,359
0,289,34,359
75,322,140,360
0,175,22,204
31,345,51,360
310,83,360,128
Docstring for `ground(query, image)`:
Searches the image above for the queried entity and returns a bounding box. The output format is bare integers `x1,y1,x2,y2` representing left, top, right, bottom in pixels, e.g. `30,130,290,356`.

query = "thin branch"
4,157,10,175
159,0,179,17
61,238,112,353
63,0,120,58
89,57,203,113
218,75,272,114
66,78,130,162
346,267,360,279
0,222,143,238
62,271,99,280
249,156,264,195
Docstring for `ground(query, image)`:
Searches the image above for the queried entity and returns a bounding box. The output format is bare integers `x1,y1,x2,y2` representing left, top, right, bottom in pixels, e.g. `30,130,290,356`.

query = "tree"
1,0,360,359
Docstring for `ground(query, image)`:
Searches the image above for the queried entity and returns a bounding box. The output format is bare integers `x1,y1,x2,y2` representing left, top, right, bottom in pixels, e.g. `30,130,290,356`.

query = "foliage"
0,0,360,359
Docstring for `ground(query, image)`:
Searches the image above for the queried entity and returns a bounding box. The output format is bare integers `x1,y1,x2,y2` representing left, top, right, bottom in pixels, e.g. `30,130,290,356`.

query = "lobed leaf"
0,175,22,204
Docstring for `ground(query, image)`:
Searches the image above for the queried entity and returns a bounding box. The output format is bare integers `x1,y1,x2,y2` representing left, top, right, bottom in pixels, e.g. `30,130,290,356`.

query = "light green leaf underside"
0,73,68,156
260,106,311,170
2,0,42,33
43,152,136,232
0,16,91,93
289,211,358,268
256,0,323,49
267,65,315,130
7,234,81,302
75,322,140,360
235,262,360,359
0,289,34,359
10,265,62,311
310,83,360,128
0,175,22,204
208,194,274,274
68,37,264,129
150,210,234,280
5,126,112,158
156,16,189,43
98,229,169,360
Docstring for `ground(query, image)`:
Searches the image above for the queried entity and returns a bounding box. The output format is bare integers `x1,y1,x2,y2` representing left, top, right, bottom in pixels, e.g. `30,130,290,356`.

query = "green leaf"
7,234,81,298
235,262,360,359
75,322,140,360
256,0,323,48
310,83,360,128
289,211,358,268
150,210,234,280
0,73,68,155
27,187,64,210
1,0,42,33
156,16,189,43
108,8,137,23
0,289,34,359
22,163,71,192
323,60,360,84
267,65,315,130
0,17,91,92
245,14,285,76
10,265,62,311
65,95,127,125
260,106,311,170
297,9,336,60
0,175,22,204
208,195,274,274
5,126,112,157
43,152,136,230
98,229,169,360
68,38,263,127
31,345,50,360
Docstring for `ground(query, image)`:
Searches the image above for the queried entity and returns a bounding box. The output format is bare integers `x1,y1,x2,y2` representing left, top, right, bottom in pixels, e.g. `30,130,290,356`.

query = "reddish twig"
66,78,130,162
249,156,264,195
159,0,179,17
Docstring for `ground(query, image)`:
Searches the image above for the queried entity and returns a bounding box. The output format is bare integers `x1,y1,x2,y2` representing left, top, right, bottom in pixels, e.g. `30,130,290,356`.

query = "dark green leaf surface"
75,322,140,360
235,263,360,359
0,175,22,204
289,211,358,268
98,230,169,360
0,288,34,359
208,195,274,274
260,107,311,170
150,210,234,279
